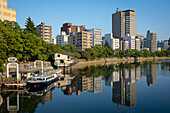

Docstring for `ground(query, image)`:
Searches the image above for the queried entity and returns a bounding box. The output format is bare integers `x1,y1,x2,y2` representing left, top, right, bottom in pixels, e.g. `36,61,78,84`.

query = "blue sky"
9,0,170,40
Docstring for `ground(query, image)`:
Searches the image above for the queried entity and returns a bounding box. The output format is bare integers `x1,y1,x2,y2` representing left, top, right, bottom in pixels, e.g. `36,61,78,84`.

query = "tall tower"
112,9,137,39
146,30,157,52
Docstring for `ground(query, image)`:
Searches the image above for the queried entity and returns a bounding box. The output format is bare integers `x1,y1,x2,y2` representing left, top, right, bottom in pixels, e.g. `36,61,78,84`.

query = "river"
0,60,170,113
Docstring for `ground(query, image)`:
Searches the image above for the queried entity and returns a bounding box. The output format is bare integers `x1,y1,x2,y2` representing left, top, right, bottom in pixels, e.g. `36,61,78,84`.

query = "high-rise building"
103,33,120,50
61,23,85,35
0,0,16,22
146,30,157,52
75,31,93,51
56,31,69,46
87,28,102,47
112,8,137,39
37,22,52,43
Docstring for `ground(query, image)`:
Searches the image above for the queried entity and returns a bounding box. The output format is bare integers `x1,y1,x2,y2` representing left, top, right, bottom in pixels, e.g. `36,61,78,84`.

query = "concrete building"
61,23,85,35
129,36,136,49
123,40,129,51
157,40,169,50
56,32,69,46
75,31,93,51
123,35,136,51
136,34,144,49
37,22,52,43
146,30,157,52
112,8,137,38
0,0,16,22
103,33,119,50
61,23,93,51
87,28,102,47
135,38,141,51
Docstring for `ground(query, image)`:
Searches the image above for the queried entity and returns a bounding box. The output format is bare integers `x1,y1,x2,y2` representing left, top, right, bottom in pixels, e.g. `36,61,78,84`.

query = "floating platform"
4,83,26,88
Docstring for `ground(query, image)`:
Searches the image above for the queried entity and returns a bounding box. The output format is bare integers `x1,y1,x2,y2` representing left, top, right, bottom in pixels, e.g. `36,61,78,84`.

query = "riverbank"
72,57,170,68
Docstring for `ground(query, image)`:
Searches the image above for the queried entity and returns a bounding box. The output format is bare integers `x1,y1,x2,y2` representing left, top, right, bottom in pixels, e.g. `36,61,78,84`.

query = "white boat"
27,69,62,88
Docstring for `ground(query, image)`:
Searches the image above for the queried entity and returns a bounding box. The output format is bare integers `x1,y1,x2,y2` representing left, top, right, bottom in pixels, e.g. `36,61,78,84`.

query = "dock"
5,83,26,88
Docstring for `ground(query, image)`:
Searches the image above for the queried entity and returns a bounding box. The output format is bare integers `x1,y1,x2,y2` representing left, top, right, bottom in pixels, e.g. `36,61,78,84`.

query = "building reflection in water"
112,69,137,107
61,76,102,96
0,62,159,112
111,63,157,107
146,64,157,86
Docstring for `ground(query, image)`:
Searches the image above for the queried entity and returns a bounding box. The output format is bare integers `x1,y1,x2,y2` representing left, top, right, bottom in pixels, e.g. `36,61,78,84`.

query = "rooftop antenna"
116,7,119,12
114,0,120,12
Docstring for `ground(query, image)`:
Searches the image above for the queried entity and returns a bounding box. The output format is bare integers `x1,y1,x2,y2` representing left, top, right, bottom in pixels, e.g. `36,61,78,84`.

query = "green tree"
104,41,111,49
81,51,91,61
25,17,40,37
0,59,5,72
62,44,76,53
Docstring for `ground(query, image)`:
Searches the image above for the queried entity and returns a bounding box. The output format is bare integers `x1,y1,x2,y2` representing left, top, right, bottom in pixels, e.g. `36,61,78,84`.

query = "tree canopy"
24,17,40,37
0,20,64,62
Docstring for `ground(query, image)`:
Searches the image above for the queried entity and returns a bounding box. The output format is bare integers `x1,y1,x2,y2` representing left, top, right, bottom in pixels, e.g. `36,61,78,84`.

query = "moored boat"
27,69,62,88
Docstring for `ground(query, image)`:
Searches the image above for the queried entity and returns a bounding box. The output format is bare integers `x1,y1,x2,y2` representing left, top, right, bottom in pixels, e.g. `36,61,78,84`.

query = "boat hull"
27,76,59,88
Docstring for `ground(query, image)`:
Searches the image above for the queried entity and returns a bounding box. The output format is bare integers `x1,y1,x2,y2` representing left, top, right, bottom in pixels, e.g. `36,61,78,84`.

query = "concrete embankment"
72,57,170,69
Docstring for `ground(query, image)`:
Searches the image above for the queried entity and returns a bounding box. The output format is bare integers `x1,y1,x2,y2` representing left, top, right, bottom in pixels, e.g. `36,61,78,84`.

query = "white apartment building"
123,35,136,51
123,40,129,51
87,28,102,47
135,39,141,51
129,36,136,49
103,33,119,50
56,32,69,46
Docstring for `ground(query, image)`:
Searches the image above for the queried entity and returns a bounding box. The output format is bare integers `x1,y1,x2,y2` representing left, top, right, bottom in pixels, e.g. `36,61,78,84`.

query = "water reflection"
0,61,169,113
61,76,102,96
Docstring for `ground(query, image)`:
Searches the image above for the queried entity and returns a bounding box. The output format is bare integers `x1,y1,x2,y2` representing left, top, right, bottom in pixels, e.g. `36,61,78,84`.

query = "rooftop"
58,52,77,57
122,9,135,12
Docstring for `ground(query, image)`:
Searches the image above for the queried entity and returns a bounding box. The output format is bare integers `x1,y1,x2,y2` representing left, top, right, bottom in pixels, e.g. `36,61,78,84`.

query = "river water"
0,61,170,113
